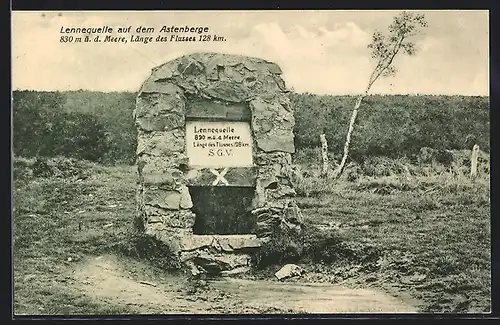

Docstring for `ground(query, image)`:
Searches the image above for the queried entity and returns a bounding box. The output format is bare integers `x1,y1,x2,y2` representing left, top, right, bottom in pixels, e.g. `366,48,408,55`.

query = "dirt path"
210,278,417,313
72,254,417,314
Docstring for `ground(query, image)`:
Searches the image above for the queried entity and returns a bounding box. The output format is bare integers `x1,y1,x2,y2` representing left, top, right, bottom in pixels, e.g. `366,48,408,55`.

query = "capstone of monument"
134,52,303,275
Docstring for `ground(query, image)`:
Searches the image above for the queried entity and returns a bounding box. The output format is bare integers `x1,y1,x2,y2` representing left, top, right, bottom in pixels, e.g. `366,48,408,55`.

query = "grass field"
293,170,490,312
12,156,491,314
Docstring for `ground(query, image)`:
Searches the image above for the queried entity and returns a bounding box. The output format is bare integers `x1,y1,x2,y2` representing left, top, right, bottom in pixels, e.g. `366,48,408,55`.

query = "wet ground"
73,254,417,314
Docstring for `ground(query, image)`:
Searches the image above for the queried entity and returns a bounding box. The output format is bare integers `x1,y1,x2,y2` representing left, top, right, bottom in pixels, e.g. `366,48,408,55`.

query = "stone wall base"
144,226,262,275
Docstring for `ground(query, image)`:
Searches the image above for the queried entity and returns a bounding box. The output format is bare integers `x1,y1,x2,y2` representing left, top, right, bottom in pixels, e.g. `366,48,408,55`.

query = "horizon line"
11,89,490,97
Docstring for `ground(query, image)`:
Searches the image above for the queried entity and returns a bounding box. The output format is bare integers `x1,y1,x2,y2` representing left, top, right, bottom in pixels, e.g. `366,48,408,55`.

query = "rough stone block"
272,163,283,176
181,60,205,76
255,131,295,153
140,79,181,95
220,65,245,83
253,77,286,98
144,223,186,253
179,185,193,209
148,215,163,223
275,264,305,280
269,201,287,210
221,267,251,276
179,235,261,253
251,180,266,209
255,213,281,238
136,138,148,156
164,190,181,210
249,100,295,153
180,235,216,251
249,99,277,124
219,235,261,250
136,113,185,132
265,62,283,75
268,184,296,199
163,210,196,228
185,98,251,120
255,152,292,166
180,250,198,263
138,155,190,182
272,74,287,92
202,80,250,102
136,93,185,117
242,60,258,71
137,130,185,156
151,64,178,81
218,240,233,252
279,96,292,112
145,206,195,229
173,77,199,94
144,187,182,210
192,251,252,272
258,167,278,189
142,167,183,187
277,107,295,126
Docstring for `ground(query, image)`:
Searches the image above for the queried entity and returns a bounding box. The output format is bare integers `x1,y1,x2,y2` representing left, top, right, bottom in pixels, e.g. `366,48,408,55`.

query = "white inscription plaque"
186,121,253,168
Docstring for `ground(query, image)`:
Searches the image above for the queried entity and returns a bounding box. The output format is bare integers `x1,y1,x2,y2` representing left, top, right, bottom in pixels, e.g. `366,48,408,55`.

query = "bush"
13,157,35,181
13,91,65,158
13,91,110,162
255,223,381,268
62,90,137,165
116,233,182,271
12,91,489,165
285,164,335,197
31,156,92,179
49,112,110,162
12,90,134,164
291,93,489,160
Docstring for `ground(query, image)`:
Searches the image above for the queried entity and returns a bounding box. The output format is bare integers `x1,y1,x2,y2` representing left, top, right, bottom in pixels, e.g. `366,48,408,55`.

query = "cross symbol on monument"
210,168,230,186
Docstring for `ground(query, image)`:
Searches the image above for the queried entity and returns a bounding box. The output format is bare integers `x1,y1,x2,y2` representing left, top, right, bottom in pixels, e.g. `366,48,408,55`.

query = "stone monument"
134,52,302,274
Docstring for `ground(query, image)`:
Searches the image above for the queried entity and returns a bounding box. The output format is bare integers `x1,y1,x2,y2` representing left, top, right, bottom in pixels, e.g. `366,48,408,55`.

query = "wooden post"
470,144,479,178
320,134,329,177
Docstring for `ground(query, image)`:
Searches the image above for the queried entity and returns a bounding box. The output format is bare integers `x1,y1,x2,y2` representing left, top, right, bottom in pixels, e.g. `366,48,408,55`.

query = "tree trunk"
334,96,363,178
320,134,329,177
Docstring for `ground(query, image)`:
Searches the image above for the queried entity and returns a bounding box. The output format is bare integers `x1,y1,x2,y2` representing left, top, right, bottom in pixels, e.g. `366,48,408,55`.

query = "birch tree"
333,11,428,178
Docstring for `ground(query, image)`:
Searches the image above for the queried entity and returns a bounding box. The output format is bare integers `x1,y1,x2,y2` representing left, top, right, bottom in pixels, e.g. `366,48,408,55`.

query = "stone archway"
134,52,302,274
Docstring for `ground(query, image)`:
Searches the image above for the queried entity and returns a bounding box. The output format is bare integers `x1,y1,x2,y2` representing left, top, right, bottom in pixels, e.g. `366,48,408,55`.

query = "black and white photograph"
12,10,491,315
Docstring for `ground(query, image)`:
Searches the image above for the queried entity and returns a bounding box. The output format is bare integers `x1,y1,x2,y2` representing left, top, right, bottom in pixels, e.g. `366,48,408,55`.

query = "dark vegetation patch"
13,91,489,165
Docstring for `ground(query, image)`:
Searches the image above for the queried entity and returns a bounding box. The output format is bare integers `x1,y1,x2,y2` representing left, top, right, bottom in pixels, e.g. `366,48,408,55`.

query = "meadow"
12,91,491,314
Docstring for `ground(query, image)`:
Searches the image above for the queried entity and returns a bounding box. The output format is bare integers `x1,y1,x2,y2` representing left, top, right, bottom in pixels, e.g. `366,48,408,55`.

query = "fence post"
320,134,329,177
470,144,479,178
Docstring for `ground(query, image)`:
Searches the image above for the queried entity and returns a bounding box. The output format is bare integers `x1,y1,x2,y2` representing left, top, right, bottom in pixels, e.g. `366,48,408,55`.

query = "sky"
12,10,489,95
